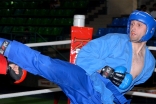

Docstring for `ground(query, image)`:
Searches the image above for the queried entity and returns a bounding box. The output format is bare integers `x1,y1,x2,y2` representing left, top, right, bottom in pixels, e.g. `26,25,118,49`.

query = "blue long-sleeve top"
76,33,155,102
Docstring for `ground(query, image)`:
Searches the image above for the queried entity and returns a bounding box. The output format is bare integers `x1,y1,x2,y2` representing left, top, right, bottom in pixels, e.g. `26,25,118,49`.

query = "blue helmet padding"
127,10,156,42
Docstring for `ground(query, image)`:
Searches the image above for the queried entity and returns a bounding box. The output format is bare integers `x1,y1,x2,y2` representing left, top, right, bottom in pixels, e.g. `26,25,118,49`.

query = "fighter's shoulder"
99,33,129,41
146,47,155,62
143,47,156,74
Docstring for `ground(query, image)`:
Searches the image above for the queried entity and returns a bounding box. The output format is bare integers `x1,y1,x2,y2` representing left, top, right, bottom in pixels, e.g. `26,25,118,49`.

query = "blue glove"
115,66,133,90
100,66,133,90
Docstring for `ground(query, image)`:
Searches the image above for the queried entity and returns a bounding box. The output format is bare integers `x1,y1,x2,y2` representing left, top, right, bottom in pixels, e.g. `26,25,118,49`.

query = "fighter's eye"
130,23,133,26
131,21,135,25
137,23,141,27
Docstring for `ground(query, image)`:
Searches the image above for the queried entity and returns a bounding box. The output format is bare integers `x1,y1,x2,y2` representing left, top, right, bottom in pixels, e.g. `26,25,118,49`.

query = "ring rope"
25,40,156,51
1,88,156,99
148,46,156,50
0,40,156,99
26,40,71,47
126,91,156,98
0,87,61,99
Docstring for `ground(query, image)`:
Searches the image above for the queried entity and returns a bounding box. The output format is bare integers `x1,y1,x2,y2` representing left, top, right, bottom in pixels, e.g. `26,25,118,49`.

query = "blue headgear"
127,10,156,42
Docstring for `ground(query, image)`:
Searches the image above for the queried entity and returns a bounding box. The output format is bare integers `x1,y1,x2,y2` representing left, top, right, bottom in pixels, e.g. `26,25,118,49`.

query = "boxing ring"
0,40,156,101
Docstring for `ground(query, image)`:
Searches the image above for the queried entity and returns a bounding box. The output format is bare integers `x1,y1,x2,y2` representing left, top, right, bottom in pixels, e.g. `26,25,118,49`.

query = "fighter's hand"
7,62,27,84
100,66,133,90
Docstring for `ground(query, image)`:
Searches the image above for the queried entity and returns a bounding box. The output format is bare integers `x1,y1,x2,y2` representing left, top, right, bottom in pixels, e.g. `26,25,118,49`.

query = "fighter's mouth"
130,32,136,36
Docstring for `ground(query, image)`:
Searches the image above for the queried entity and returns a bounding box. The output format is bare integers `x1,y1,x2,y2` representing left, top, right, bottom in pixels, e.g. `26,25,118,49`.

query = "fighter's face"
129,20,147,42
9,64,19,74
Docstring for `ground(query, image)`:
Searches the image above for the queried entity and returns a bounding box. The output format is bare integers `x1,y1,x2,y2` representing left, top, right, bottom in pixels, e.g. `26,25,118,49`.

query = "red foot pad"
14,70,27,84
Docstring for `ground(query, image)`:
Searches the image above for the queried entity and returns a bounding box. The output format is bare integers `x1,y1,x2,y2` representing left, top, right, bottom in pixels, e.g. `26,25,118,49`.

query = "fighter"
0,10,155,104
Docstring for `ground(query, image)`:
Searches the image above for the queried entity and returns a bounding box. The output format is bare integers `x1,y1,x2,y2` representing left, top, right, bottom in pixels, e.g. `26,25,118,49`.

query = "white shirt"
151,11,156,18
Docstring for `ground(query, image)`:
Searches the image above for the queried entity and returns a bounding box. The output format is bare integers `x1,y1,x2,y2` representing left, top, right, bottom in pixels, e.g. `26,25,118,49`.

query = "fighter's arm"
76,34,118,75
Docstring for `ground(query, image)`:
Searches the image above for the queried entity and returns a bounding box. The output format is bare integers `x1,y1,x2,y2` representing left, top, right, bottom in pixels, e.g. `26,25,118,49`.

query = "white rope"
1,87,156,99
0,87,61,99
25,40,156,50
126,91,156,98
25,40,71,47
148,46,156,50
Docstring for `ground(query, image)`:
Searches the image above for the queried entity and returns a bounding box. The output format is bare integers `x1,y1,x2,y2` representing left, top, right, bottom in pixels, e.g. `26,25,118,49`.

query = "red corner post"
54,26,93,104
68,26,93,104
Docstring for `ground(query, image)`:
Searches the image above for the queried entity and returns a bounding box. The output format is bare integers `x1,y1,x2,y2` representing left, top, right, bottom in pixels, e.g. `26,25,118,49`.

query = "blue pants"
47,59,102,104
5,40,102,104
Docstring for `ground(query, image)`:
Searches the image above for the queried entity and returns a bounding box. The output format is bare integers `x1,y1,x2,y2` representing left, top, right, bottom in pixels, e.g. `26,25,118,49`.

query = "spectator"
139,5,150,13
50,0,60,9
150,3,156,19
140,5,147,12
21,28,30,43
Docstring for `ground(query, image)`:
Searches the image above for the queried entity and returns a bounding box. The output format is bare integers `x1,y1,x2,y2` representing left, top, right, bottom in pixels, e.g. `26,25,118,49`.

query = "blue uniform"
0,33,155,104
76,33,155,103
